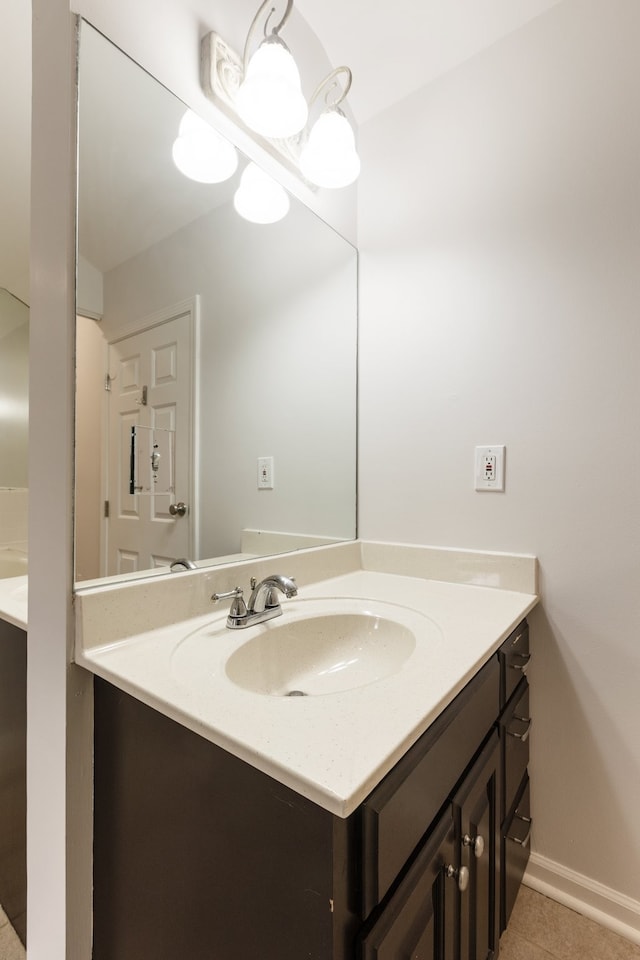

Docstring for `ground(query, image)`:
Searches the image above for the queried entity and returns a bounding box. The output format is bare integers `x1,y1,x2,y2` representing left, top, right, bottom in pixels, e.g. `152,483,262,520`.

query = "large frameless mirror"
0,288,28,490
74,22,357,586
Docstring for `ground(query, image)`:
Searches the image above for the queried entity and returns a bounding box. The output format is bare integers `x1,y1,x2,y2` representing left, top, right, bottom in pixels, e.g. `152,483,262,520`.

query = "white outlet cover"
257,456,274,490
474,445,505,492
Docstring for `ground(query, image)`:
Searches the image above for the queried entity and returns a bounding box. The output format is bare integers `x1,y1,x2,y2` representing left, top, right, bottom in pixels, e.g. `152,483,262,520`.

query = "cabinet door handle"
462,833,485,858
509,652,531,671
507,814,532,848
446,864,469,892
507,716,532,743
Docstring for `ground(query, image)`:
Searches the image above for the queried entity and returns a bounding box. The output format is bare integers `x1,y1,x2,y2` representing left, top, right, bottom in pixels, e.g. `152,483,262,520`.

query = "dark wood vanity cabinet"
0,620,26,946
92,619,531,960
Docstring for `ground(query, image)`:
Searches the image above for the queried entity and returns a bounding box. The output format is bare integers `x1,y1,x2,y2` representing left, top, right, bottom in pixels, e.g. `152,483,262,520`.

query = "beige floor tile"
0,921,25,960
499,925,557,959
508,886,640,960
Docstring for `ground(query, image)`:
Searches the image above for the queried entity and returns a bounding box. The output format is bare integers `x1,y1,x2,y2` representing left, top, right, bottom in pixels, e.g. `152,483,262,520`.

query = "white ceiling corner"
295,0,565,124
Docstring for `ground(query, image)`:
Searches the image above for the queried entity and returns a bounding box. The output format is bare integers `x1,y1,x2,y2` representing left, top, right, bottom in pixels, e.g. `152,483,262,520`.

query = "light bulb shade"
233,162,290,224
299,108,361,188
236,36,308,139
172,109,238,183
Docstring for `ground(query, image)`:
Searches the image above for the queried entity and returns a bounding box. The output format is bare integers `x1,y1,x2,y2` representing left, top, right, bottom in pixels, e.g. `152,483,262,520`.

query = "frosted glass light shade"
233,162,290,224
299,108,361,189
172,109,238,183
236,37,308,139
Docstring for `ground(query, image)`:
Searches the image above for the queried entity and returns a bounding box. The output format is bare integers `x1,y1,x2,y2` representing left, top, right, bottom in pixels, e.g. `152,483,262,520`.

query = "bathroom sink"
171,597,441,698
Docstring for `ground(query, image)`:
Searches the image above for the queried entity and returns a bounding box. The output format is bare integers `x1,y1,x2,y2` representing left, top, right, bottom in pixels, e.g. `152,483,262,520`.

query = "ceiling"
295,0,564,123
0,0,565,303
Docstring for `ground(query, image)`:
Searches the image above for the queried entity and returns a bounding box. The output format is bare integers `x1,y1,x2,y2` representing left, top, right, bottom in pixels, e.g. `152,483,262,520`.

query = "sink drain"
285,689,307,697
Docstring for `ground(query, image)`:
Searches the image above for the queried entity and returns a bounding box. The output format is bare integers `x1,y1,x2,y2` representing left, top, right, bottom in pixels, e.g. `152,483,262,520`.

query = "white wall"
358,0,640,928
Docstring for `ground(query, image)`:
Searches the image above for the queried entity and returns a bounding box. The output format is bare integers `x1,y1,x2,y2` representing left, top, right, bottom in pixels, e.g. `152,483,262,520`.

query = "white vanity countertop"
0,576,28,630
76,558,537,818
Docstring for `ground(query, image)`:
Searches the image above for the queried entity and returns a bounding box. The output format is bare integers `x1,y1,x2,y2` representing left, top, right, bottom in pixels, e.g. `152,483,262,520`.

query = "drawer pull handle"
510,632,525,647
509,652,531,671
462,833,485,859
508,716,532,743
507,814,532,848
446,864,469,892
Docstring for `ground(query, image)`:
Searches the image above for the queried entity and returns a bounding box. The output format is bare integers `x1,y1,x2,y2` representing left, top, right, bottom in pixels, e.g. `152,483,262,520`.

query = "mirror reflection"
74,22,358,585
0,288,28,489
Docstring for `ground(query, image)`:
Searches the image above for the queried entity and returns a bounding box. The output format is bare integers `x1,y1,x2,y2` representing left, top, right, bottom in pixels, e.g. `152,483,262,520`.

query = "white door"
104,301,197,577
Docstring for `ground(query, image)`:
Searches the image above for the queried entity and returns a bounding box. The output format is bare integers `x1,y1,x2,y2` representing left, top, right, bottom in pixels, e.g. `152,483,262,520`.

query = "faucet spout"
248,574,298,614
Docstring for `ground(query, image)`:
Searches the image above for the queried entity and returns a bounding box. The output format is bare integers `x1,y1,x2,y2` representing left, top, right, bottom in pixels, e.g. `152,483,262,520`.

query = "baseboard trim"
524,853,640,946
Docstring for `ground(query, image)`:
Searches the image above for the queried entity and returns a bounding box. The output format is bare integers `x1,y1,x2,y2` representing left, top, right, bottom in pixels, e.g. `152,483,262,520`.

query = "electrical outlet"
257,456,274,490
474,445,505,491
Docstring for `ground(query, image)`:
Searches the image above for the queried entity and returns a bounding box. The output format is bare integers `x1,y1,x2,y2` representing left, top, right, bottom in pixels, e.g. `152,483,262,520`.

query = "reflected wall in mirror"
74,22,358,585
0,288,28,489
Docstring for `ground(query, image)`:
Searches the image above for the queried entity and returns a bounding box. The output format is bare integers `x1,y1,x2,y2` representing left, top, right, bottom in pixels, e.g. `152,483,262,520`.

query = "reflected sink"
171,597,441,698
0,550,28,579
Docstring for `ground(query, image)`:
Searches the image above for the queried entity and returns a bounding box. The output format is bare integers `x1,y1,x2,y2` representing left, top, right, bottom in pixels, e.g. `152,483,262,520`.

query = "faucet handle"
211,586,248,619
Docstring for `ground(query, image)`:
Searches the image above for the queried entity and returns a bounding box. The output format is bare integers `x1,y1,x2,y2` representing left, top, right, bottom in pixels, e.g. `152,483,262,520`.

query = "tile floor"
0,907,24,960
501,886,640,960
1,885,639,959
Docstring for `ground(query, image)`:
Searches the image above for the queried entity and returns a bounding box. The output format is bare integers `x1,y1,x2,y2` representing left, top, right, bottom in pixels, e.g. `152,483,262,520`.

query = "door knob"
463,833,485,858
169,501,188,517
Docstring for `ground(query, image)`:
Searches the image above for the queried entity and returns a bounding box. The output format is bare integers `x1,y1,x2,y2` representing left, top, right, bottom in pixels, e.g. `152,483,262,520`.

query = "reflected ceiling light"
202,3,360,190
233,161,290,224
172,109,238,183
235,0,308,139
299,68,361,189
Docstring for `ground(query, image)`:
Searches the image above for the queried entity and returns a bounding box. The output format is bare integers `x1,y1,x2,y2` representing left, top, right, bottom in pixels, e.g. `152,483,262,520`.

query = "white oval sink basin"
226,610,416,697
171,597,441,698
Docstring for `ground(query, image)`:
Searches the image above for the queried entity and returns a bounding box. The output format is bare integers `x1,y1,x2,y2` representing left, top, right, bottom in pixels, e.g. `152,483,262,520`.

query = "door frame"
101,295,200,577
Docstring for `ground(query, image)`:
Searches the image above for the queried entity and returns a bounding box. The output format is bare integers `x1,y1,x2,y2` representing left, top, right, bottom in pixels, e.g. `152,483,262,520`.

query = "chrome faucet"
212,574,297,629
170,557,197,572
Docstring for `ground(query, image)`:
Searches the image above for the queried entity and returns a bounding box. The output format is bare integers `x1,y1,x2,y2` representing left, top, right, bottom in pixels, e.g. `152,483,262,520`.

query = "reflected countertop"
75,541,538,817
0,574,28,630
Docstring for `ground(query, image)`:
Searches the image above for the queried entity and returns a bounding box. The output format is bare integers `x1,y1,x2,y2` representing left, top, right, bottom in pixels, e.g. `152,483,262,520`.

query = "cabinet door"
360,806,457,960
453,731,499,960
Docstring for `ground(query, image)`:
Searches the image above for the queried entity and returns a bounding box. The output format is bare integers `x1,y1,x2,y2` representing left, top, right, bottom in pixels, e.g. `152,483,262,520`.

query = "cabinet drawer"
361,656,499,916
501,774,531,931
501,678,530,821
359,805,456,960
498,621,529,709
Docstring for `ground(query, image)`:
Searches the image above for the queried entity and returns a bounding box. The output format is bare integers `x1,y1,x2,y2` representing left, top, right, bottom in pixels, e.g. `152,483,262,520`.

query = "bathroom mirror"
0,288,29,489
74,22,357,584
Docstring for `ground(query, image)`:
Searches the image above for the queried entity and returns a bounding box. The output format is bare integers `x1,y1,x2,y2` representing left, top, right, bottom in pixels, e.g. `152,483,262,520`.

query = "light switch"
257,456,274,490
474,445,505,491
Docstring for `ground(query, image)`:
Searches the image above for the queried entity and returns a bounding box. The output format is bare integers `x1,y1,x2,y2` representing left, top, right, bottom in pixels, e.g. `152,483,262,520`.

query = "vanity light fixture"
235,0,308,139
202,0,360,189
299,67,361,189
233,161,290,223
172,108,238,183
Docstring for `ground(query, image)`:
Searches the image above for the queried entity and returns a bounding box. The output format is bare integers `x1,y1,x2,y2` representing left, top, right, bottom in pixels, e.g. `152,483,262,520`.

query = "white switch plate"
474,445,505,492
257,456,274,490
